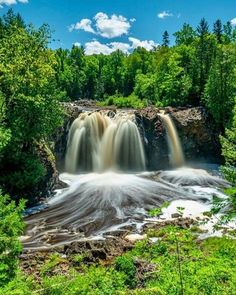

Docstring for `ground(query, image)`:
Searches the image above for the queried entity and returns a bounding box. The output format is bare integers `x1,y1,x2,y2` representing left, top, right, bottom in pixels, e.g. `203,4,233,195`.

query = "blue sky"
0,0,236,54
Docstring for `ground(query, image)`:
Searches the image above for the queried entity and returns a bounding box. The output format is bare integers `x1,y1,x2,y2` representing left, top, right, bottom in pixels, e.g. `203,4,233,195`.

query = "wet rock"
171,213,182,218
136,106,222,169
125,234,147,243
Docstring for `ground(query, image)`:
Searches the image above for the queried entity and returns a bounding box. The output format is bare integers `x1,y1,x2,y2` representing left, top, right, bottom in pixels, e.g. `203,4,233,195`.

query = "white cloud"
84,40,130,55
83,38,158,55
129,37,159,51
69,18,95,33
69,12,132,38
0,0,28,7
157,11,173,19
109,42,131,53
74,42,81,47
231,17,236,26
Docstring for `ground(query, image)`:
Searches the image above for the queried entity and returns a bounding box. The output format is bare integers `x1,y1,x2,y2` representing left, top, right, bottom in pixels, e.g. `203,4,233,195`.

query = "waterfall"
65,111,146,173
159,113,185,167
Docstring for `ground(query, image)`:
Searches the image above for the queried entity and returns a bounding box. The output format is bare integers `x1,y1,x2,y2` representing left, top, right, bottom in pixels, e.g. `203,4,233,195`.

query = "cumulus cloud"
157,11,173,19
129,37,159,51
94,12,131,38
69,12,132,38
0,0,28,7
84,40,130,55
83,38,158,55
69,18,95,33
231,17,236,26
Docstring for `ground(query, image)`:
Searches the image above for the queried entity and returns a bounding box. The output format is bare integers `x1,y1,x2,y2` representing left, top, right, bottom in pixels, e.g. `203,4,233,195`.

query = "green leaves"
0,10,64,199
0,194,25,287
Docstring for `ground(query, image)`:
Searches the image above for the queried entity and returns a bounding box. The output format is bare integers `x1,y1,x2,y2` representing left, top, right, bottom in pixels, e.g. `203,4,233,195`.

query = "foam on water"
23,168,230,250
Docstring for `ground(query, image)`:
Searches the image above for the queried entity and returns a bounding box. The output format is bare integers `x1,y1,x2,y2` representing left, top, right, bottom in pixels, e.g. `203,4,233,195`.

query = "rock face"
137,106,221,170
171,107,221,164
32,142,59,205
54,103,222,172
53,102,83,170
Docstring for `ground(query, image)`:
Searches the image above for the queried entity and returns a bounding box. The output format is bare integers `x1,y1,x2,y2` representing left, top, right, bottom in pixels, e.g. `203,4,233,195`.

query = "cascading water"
22,109,230,250
65,111,146,173
159,113,185,167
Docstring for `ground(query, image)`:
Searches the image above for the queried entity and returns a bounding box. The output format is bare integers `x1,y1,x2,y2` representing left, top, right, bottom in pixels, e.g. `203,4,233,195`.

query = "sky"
0,0,236,54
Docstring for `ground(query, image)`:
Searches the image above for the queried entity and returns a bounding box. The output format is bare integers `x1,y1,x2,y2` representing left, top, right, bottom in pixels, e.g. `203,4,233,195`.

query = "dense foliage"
0,193,25,287
220,107,236,183
0,10,64,200
55,19,236,128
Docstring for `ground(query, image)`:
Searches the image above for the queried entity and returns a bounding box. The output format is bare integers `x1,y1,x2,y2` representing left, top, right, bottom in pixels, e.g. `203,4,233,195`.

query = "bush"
99,94,147,109
0,194,25,287
115,255,137,288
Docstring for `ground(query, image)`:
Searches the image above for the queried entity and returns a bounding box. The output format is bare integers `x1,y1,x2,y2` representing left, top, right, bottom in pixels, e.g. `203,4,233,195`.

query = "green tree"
134,73,156,102
196,18,216,98
0,11,63,200
174,23,196,46
203,44,236,129
220,107,236,183
213,19,223,43
155,51,192,106
162,30,170,47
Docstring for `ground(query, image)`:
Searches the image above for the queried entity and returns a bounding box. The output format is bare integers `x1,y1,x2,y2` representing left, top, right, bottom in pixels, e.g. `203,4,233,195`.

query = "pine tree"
223,21,233,43
162,30,170,47
196,18,210,97
213,19,223,43
197,18,209,37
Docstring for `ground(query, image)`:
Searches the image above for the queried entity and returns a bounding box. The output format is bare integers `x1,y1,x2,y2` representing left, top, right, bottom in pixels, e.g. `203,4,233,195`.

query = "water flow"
65,112,146,173
159,113,185,167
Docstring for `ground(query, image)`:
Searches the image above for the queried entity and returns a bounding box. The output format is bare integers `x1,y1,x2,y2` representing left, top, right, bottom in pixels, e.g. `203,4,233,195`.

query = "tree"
203,45,236,129
196,18,215,97
155,51,192,106
223,21,233,43
174,23,196,46
162,31,170,47
134,73,156,102
0,10,64,199
220,106,236,183
213,19,223,43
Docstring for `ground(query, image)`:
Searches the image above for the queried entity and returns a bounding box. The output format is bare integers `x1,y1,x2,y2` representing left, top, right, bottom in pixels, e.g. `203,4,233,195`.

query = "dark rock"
171,213,182,218
135,106,222,170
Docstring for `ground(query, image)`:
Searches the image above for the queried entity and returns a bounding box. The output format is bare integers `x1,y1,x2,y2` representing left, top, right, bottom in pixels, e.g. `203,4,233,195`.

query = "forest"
0,9,236,295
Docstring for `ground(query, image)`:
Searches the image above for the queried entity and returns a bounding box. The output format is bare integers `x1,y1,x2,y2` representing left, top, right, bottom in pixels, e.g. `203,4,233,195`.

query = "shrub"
99,93,147,109
0,194,25,286
115,255,137,288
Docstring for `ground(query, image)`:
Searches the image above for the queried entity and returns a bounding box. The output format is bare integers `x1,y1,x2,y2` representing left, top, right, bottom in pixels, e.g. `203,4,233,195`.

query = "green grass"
1,226,236,295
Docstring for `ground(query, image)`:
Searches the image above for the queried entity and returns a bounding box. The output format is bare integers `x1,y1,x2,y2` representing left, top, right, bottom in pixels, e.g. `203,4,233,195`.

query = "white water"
159,113,185,167
65,111,146,173
23,168,230,250
23,111,233,250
